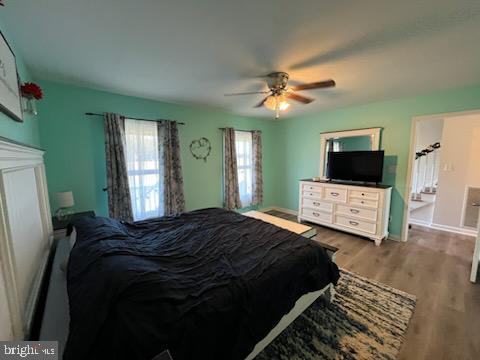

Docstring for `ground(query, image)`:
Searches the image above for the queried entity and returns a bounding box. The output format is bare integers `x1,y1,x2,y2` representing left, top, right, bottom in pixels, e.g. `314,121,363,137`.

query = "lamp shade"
56,191,74,208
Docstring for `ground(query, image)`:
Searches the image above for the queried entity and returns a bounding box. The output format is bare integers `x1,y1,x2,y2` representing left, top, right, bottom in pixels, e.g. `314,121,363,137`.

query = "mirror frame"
319,127,382,180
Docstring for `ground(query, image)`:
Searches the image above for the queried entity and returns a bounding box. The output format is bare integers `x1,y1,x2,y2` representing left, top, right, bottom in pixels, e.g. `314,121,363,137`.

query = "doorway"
403,110,480,240
403,110,480,281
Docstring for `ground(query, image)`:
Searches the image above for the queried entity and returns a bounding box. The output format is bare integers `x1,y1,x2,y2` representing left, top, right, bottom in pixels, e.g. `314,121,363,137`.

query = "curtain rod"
218,127,261,133
85,112,185,125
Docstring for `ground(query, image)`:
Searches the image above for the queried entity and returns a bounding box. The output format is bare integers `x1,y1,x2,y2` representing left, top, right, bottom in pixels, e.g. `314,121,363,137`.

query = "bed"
63,208,339,360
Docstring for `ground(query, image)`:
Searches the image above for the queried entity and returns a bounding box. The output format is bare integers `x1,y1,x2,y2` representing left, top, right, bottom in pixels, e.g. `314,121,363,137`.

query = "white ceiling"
2,0,480,118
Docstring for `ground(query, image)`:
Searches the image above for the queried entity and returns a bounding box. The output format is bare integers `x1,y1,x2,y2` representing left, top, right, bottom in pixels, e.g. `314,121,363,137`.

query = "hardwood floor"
267,210,480,360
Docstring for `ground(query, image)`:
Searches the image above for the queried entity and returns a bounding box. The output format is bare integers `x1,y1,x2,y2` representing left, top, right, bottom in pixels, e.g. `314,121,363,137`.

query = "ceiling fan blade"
286,92,314,104
224,91,270,96
254,97,269,108
292,79,336,91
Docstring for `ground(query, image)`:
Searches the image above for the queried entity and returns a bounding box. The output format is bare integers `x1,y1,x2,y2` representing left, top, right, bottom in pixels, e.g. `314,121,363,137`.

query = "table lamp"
55,191,75,221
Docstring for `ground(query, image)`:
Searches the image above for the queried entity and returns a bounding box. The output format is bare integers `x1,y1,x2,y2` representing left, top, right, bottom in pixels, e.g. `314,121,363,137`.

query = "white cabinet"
298,180,392,246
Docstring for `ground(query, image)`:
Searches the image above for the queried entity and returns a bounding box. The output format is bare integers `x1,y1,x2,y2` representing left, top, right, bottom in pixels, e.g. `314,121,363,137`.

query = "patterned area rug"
256,269,416,360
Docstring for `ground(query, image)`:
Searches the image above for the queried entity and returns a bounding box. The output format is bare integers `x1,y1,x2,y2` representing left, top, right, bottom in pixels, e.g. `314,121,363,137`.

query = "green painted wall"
0,20,40,147
277,84,480,237
37,80,280,216
36,79,480,237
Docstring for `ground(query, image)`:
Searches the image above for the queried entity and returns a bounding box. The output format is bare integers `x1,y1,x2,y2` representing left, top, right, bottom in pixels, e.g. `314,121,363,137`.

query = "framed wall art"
0,30,23,122
190,137,211,162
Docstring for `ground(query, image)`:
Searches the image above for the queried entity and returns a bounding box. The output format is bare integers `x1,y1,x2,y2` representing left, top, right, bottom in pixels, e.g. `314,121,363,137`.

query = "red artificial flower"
21,82,43,100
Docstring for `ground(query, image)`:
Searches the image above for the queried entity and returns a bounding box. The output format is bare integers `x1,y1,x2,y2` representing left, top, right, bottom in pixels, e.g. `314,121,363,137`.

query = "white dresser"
298,180,392,245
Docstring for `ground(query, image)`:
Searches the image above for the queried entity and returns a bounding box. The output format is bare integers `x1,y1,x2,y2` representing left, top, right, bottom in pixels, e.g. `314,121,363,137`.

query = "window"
125,119,164,220
235,131,253,207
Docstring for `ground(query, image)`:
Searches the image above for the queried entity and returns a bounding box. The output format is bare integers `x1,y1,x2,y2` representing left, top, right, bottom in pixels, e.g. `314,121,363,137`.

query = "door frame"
471,228,480,282
401,109,480,242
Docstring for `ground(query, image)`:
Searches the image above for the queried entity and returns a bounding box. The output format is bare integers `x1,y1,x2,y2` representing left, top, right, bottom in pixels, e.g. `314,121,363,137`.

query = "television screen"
327,150,384,183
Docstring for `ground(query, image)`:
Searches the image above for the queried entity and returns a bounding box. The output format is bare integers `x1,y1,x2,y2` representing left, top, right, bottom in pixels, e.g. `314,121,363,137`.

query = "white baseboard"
409,219,477,237
430,223,477,237
409,218,431,227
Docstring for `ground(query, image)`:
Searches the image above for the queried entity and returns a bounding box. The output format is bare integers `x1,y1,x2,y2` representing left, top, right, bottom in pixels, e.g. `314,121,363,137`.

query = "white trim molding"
0,138,52,340
429,223,476,237
409,219,476,237
408,218,431,227
319,127,382,180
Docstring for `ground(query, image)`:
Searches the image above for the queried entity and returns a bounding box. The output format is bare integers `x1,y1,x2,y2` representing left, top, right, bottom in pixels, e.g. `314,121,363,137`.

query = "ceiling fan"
224,72,336,119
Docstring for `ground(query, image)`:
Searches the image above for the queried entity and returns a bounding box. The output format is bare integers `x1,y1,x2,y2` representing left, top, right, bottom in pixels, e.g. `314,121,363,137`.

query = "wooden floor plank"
266,211,480,360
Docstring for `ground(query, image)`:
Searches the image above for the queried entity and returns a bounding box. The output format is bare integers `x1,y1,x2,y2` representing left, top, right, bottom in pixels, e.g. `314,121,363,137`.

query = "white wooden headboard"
0,138,53,339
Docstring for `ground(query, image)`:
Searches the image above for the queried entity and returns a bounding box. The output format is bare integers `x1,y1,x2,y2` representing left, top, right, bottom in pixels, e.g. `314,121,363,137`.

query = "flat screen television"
327,150,384,183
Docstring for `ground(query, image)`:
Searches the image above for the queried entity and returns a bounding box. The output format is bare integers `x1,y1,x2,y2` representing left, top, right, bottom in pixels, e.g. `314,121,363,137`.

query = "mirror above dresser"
319,127,382,180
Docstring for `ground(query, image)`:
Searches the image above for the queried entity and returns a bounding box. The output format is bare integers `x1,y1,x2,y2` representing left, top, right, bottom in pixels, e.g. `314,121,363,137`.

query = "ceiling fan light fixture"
279,101,290,111
264,95,277,110
264,94,290,112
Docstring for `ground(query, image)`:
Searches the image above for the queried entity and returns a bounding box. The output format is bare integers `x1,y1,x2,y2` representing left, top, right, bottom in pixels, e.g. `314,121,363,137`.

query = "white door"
470,201,480,282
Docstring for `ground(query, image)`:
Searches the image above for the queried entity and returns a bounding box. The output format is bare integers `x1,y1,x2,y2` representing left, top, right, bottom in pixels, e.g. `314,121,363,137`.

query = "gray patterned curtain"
252,130,263,205
223,128,242,209
158,120,185,215
104,113,134,221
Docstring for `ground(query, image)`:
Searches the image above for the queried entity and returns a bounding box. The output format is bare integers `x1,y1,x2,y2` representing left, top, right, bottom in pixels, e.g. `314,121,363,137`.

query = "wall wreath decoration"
189,137,211,162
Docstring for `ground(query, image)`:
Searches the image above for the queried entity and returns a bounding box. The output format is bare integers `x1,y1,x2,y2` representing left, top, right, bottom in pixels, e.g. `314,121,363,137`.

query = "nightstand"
52,211,95,239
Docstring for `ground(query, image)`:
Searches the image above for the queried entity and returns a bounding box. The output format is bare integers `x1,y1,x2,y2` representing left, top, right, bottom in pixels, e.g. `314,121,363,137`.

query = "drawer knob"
361,201,365,204
313,201,321,206
349,221,359,226
350,209,360,214
330,192,339,197
313,212,320,217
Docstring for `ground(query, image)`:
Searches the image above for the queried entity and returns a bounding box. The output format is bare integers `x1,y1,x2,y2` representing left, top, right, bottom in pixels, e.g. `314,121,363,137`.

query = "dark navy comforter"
64,208,339,360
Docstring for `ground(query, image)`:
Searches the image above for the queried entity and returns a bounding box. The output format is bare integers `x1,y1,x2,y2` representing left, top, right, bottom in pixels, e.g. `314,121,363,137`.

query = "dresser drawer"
302,183,323,193
336,204,377,221
324,187,347,202
349,197,378,208
350,189,380,201
302,208,332,223
303,198,333,213
335,215,377,235
302,190,322,200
